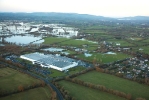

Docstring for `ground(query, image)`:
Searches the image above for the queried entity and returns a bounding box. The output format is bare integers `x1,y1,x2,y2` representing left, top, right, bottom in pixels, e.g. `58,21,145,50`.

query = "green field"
44,37,69,44
68,66,86,75
133,46,149,54
107,39,133,47
44,37,97,47
76,71,149,99
48,68,66,77
0,67,41,92
0,86,51,100
77,52,131,63
59,80,126,100
60,39,96,46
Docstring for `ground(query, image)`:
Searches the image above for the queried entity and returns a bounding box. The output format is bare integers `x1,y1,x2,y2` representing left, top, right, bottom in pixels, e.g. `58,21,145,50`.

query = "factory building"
20,52,78,71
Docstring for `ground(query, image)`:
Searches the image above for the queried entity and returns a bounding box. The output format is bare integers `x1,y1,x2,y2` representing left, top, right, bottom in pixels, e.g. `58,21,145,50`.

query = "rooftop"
21,52,76,68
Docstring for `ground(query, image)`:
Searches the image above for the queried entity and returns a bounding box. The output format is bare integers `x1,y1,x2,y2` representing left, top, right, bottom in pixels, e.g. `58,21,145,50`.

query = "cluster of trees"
53,82,75,100
47,84,57,100
65,77,132,100
0,45,22,56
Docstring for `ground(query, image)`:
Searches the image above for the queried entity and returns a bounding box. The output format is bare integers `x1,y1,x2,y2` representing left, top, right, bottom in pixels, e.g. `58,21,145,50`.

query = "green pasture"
0,67,40,92
44,37,97,47
48,68,65,77
107,39,133,47
58,80,126,100
59,39,97,46
68,66,86,75
77,52,131,63
77,71,149,99
133,46,149,54
43,37,69,44
0,86,51,100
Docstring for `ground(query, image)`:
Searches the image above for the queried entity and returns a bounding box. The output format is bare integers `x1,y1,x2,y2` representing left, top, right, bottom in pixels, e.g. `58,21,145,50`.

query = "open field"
44,36,97,48
107,39,134,47
68,66,86,75
48,68,66,77
0,67,41,92
139,46,149,54
0,86,51,100
76,71,149,99
44,37,97,46
59,39,97,46
48,66,86,77
44,37,69,44
77,52,131,63
58,80,126,100
133,46,149,54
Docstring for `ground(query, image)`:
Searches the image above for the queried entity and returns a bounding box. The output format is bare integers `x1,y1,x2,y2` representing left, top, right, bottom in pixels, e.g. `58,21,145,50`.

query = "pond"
76,38,98,44
61,52,69,55
84,53,92,57
105,52,116,55
5,35,43,45
42,47,64,52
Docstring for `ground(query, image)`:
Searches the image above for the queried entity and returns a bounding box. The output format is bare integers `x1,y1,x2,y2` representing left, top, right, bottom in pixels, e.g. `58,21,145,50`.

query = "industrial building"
20,52,78,71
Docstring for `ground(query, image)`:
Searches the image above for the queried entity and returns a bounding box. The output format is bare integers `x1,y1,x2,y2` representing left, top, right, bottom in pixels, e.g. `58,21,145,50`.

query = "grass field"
59,39,97,46
107,39,133,47
0,86,51,100
77,52,131,63
44,37,96,47
44,37,69,44
0,67,41,92
48,68,66,77
58,80,126,100
76,71,149,99
133,46,149,54
68,66,86,75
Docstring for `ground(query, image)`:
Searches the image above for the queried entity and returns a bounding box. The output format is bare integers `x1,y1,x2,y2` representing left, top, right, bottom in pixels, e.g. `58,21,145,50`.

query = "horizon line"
0,11,149,18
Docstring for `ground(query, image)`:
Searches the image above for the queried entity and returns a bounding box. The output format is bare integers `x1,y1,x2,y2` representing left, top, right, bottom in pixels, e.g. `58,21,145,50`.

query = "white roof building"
30,28,39,33
20,52,78,71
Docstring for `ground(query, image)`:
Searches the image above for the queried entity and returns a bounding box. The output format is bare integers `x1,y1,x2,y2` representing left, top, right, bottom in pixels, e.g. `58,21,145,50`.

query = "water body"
105,52,116,55
5,35,43,45
76,38,98,44
43,47,64,52
61,52,69,55
84,53,92,57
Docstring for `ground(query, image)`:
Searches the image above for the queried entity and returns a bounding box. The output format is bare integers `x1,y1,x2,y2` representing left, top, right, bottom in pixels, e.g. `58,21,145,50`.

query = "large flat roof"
21,52,76,68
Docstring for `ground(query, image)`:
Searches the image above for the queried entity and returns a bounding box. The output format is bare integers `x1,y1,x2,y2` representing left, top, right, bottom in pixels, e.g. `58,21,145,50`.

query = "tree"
18,85,24,92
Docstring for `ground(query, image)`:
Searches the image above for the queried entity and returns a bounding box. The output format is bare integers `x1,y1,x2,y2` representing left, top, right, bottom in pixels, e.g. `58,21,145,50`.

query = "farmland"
0,67,51,100
0,86,51,100
76,71,149,99
77,52,131,63
58,80,126,100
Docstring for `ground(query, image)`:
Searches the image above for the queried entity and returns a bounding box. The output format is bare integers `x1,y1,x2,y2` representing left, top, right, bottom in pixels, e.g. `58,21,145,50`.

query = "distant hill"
0,12,149,23
0,12,114,21
117,16,149,20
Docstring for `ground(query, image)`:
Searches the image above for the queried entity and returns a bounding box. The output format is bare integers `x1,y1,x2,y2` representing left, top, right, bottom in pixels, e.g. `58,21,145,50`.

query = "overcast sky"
0,0,149,17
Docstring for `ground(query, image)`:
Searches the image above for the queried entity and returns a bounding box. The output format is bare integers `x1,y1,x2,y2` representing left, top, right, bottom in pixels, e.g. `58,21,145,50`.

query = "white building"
20,52,78,71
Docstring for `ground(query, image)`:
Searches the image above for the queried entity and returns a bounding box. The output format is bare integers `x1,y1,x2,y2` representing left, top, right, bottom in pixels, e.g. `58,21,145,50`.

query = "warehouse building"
20,52,78,71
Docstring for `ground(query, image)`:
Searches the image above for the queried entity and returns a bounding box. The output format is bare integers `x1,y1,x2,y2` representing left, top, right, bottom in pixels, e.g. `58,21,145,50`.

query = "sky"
0,0,149,17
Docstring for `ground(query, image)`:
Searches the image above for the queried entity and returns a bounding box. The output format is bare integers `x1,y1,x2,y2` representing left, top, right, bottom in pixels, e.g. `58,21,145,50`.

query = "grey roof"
22,52,75,68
